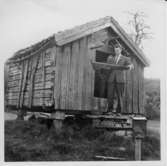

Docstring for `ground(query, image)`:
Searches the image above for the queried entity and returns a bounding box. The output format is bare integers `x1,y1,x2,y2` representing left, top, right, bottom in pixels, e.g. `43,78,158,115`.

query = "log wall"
6,46,56,109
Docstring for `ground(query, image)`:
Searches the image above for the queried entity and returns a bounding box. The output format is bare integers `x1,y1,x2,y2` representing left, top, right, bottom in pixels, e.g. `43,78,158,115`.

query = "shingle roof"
8,16,150,66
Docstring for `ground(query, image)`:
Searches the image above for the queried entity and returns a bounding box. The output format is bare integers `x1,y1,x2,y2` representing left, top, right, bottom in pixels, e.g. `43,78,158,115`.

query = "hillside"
144,78,160,120
144,78,160,94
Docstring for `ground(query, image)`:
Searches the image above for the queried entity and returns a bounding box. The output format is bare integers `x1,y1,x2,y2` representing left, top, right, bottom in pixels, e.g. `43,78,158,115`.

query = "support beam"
134,135,143,160
52,111,65,133
16,109,26,120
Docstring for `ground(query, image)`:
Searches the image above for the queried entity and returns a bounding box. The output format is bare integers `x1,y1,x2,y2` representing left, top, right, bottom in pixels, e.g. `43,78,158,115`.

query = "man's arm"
107,55,114,64
124,57,134,70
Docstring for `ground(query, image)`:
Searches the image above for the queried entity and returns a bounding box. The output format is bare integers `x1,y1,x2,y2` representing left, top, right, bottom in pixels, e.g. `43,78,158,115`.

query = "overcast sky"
0,0,166,79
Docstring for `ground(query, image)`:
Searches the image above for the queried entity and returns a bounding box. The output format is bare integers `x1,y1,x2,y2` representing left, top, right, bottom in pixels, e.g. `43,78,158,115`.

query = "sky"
0,0,166,79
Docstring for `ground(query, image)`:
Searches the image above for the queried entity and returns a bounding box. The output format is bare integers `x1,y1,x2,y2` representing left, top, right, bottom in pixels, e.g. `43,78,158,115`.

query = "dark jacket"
107,55,132,83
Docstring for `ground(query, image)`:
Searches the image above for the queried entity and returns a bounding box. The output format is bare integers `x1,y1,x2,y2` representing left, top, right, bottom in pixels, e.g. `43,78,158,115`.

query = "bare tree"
126,11,153,49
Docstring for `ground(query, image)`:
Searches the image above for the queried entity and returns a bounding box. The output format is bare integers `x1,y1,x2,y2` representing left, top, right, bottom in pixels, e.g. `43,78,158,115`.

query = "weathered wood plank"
44,66,54,74
51,46,57,108
60,46,68,109
8,63,20,68
23,97,53,107
83,36,92,110
8,73,21,80
54,46,62,109
90,34,98,111
87,35,95,110
85,35,94,110
7,99,18,105
141,67,144,115
138,63,144,115
71,40,80,110
27,81,53,89
7,80,20,86
28,55,41,108
81,37,87,110
19,59,29,108
77,39,85,110
132,58,138,114
64,44,71,110
8,66,21,72
68,43,74,110
8,75,21,82
41,52,45,106
124,68,132,114
8,70,21,75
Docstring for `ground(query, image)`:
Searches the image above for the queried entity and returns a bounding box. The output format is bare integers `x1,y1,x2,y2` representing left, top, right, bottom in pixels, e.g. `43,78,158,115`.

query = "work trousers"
107,80,125,113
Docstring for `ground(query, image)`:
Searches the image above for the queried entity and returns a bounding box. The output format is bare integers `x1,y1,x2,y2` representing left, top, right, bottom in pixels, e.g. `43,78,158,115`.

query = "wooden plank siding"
6,26,146,115
138,62,144,115
6,47,55,109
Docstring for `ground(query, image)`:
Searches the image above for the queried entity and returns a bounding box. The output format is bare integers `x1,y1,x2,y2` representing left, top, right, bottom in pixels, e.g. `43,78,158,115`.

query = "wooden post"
134,135,143,160
92,118,100,127
52,111,65,133
17,109,24,120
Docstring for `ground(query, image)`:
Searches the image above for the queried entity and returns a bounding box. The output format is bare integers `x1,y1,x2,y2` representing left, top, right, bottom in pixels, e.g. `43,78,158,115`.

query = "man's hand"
127,64,134,70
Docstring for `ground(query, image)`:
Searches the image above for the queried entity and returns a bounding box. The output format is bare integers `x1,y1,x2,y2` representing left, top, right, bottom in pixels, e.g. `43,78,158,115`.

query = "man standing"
107,43,133,114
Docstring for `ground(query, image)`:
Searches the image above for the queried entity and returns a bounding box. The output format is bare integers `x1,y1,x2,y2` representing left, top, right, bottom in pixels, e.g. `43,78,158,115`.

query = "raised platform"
86,114,133,129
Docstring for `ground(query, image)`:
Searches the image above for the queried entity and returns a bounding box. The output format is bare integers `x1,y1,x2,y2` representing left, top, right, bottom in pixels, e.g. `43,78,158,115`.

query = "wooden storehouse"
5,16,149,116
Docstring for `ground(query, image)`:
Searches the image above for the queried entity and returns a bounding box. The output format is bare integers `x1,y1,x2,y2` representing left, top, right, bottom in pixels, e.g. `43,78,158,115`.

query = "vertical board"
138,63,144,115
70,41,80,110
54,47,62,109
77,39,84,110
81,37,88,110
20,59,29,108
84,36,93,110
124,63,133,114
41,52,45,107
52,46,57,107
67,43,74,110
132,58,138,114
17,61,24,108
141,67,144,115
87,34,97,110
65,44,71,110
60,46,68,109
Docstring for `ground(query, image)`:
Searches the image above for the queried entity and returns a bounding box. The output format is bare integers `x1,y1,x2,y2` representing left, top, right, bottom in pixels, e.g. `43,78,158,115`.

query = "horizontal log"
8,63,20,68
45,66,54,74
45,61,54,67
23,98,53,106
8,75,21,82
26,80,54,88
7,99,18,105
7,77,54,88
8,86,53,92
7,80,20,86
9,66,21,72
8,70,21,75
8,73,21,79
7,90,53,99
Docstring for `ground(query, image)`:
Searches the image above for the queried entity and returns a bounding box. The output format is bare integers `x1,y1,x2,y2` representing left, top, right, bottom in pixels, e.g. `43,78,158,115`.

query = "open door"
94,51,110,98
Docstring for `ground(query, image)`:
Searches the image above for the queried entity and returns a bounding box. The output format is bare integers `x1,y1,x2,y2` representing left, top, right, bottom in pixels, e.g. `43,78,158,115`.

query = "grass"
5,119,160,161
